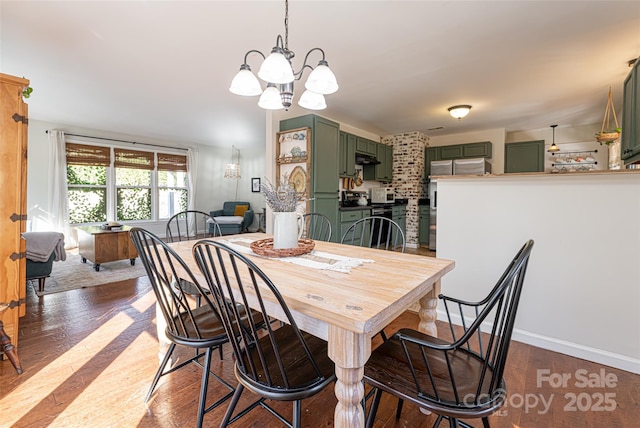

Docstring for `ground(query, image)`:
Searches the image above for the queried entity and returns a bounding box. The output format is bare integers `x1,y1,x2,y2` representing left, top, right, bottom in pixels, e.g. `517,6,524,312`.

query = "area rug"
30,252,147,296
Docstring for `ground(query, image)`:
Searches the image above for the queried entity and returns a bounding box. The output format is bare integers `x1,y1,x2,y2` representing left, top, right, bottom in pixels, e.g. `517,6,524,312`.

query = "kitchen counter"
339,205,372,211
431,168,640,180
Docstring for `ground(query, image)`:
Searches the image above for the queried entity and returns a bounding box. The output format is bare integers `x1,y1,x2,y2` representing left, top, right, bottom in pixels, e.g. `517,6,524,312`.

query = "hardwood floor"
1,274,638,427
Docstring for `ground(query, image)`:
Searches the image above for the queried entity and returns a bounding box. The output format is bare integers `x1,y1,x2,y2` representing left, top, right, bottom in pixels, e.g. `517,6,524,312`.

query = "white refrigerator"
428,158,491,250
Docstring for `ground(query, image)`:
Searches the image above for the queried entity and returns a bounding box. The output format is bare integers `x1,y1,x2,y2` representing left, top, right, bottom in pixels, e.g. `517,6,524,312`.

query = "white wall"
436,172,640,373
26,119,266,236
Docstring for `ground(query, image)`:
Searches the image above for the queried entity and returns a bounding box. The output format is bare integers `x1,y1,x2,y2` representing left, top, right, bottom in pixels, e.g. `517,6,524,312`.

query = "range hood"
355,153,380,165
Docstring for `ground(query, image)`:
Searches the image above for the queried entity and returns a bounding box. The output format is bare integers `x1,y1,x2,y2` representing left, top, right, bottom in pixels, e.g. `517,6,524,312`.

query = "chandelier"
229,0,338,111
224,145,241,179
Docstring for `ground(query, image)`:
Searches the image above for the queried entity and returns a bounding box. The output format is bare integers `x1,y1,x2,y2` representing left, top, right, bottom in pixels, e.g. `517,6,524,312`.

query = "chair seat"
237,325,335,401
364,328,505,419
213,216,244,225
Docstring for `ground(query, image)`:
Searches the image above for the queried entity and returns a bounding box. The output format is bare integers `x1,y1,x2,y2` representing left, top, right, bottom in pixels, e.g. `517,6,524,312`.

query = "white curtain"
186,148,198,233
48,130,75,247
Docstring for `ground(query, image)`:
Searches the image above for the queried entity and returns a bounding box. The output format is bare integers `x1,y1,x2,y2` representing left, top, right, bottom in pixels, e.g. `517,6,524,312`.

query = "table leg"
418,279,441,337
328,326,371,428
0,320,23,374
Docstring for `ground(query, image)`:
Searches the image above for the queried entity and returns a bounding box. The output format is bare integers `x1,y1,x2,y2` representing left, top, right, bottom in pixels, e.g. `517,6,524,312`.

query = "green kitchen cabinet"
440,145,463,160
339,131,357,178
463,141,493,158
504,140,545,173
425,147,441,176
340,208,370,244
392,205,406,235
419,205,430,245
280,114,340,239
363,142,393,182
356,137,377,156
622,58,640,164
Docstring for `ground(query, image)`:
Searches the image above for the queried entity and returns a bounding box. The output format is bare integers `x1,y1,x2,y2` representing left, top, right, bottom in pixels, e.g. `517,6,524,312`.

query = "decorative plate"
289,165,306,194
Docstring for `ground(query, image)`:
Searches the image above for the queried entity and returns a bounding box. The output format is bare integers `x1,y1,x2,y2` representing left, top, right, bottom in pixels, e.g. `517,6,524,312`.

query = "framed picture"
251,177,261,193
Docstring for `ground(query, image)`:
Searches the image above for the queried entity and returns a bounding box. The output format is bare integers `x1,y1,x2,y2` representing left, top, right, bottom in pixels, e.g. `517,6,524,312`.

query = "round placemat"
250,238,315,258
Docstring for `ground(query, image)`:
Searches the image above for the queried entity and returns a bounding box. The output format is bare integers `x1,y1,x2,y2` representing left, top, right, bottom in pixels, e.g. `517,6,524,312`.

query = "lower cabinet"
339,209,370,244
392,205,406,236
419,206,430,245
313,193,340,243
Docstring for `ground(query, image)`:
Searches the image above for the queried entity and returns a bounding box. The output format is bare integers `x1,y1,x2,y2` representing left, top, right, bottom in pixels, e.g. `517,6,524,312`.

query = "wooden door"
0,73,29,347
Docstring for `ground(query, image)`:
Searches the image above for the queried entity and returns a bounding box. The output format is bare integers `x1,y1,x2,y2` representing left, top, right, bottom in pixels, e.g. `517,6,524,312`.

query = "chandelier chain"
284,0,289,50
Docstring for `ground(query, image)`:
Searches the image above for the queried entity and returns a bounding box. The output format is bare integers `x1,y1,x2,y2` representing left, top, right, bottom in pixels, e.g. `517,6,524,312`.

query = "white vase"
608,140,622,170
272,211,303,249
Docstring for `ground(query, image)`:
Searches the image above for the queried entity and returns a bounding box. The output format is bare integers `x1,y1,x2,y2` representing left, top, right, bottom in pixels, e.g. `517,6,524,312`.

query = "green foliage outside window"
117,188,151,221
67,165,107,223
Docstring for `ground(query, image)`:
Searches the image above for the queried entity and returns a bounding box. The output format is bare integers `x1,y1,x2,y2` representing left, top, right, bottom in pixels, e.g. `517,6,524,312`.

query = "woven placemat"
250,238,315,258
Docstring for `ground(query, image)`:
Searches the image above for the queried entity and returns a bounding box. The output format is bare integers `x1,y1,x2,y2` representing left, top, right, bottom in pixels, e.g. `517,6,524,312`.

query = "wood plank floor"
1,272,638,427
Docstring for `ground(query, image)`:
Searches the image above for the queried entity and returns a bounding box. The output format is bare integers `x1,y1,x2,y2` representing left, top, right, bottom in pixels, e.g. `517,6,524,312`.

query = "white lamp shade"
258,50,294,84
229,68,263,96
305,64,339,95
298,90,327,110
258,85,284,110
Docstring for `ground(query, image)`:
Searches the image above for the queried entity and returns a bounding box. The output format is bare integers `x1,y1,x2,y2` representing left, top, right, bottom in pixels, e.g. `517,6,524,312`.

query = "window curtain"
187,149,197,233
48,130,75,247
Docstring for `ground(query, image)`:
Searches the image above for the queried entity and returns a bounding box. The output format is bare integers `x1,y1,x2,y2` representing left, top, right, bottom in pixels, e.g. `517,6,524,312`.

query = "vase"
608,140,622,170
272,211,303,249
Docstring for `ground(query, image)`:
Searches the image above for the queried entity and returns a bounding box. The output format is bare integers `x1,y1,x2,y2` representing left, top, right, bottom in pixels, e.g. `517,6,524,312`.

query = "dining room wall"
435,172,640,374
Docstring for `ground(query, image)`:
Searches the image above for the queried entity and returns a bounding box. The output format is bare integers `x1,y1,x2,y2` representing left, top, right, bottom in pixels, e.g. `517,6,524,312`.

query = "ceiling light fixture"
547,124,560,153
229,0,338,111
224,145,241,180
448,105,472,120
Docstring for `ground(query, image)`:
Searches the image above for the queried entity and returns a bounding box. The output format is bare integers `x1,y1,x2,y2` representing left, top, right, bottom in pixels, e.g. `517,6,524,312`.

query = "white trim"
438,309,640,375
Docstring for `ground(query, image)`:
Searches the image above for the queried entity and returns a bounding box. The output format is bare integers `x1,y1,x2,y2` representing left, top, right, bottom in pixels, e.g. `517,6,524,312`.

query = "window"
66,143,188,224
66,144,109,224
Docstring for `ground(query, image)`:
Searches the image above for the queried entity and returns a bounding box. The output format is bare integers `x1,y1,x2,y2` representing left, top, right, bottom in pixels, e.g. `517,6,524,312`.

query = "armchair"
22,231,66,293
210,201,254,235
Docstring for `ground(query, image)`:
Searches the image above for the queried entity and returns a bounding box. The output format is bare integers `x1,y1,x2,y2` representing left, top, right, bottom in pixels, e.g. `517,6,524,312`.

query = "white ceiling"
2,1,639,149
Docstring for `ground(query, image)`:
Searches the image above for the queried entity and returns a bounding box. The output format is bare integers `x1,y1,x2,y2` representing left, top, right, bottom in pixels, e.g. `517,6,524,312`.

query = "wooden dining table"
168,232,455,428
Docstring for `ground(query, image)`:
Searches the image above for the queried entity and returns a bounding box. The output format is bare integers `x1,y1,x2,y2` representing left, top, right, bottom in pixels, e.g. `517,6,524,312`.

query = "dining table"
167,232,455,428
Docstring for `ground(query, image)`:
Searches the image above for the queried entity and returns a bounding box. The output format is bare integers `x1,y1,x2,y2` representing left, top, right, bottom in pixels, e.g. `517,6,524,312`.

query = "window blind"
157,153,187,172
66,143,111,166
114,148,155,170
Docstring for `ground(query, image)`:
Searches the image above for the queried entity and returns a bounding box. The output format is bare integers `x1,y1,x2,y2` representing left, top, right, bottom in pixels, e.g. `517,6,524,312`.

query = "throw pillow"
234,204,249,216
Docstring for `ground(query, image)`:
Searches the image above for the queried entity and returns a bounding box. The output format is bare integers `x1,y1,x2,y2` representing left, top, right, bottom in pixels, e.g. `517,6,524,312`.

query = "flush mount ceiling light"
229,0,338,111
547,124,560,153
448,105,472,120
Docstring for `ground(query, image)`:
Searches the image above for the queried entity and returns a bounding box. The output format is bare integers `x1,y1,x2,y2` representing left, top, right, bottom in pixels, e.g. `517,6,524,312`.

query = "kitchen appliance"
453,158,492,175
371,187,395,204
371,203,393,241
428,158,492,250
430,160,453,176
341,191,368,207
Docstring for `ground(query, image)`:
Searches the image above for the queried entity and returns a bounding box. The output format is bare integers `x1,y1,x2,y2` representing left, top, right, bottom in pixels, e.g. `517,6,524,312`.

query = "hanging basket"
595,87,621,144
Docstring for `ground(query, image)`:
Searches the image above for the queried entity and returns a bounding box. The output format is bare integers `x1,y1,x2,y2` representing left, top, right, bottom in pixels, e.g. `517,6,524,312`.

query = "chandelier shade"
298,90,326,110
224,145,241,180
229,65,262,96
258,84,285,110
229,0,337,111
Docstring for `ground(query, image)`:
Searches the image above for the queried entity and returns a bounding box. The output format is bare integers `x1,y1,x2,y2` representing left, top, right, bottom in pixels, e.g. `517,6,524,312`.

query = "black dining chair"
302,212,332,241
129,228,234,428
193,239,336,428
363,240,534,428
340,216,406,252
166,210,221,242
166,210,222,307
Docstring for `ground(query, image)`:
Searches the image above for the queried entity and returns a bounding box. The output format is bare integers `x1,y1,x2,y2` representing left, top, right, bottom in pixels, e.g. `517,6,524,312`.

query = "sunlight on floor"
0,289,156,426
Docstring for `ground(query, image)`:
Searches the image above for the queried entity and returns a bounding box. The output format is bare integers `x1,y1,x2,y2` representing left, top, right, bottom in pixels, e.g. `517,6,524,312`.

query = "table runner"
220,237,374,273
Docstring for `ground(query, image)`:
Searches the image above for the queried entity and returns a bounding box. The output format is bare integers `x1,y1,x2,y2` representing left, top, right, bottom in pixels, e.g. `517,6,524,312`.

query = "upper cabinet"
504,140,544,173
439,141,492,160
356,137,377,156
339,132,357,178
622,58,640,164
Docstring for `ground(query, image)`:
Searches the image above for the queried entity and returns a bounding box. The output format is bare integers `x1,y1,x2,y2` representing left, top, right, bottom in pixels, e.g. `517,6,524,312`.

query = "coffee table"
76,225,138,271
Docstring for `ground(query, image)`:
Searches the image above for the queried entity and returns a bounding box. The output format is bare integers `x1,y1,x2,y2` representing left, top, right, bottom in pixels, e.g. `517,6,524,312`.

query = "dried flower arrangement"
260,174,302,212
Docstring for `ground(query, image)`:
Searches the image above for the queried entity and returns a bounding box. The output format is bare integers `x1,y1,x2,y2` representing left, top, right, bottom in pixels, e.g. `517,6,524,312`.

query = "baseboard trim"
434,309,640,375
